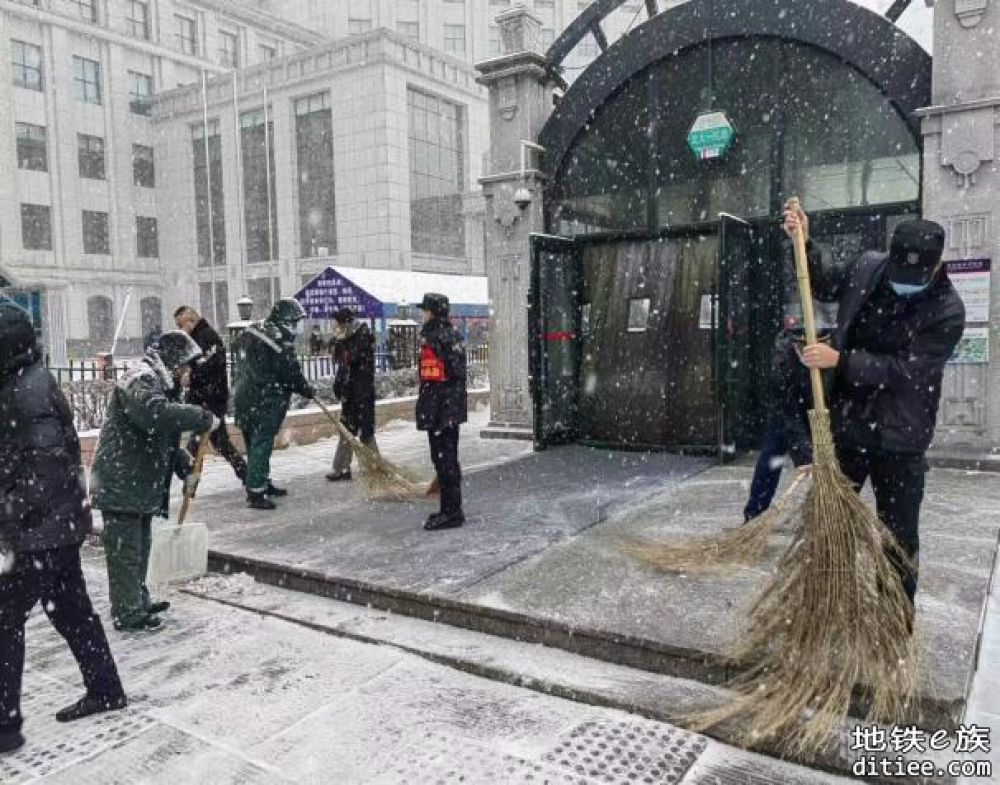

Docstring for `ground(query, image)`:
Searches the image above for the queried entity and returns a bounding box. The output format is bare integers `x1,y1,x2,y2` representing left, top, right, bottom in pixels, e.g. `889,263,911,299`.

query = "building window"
218,30,239,67
397,21,419,40
175,16,197,55
240,109,278,263
75,0,98,22
259,43,277,61
11,40,43,91
128,71,153,115
407,88,465,258
348,17,372,34
82,210,110,254
444,24,466,55
126,1,150,40
488,26,501,56
73,56,102,105
136,216,159,258
132,144,155,187
21,204,52,250
87,295,114,346
140,296,162,337
295,92,336,257
198,281,229,326
541,28,555,48
191,120,226,267
78,134,106,180
15,123,47,171
627,298,651,332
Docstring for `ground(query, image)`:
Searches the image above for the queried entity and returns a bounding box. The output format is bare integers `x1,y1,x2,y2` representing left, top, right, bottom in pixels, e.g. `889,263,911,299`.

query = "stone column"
918,0,1000,454
476,5,554,440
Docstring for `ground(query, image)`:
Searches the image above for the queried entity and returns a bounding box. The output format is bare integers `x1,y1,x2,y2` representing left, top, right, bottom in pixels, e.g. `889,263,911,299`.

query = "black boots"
424,511,465,531
247,491,277,510
0,729,24,754
55,691,128,723
266,482,288,497
325,470,352,482
114,613,161,632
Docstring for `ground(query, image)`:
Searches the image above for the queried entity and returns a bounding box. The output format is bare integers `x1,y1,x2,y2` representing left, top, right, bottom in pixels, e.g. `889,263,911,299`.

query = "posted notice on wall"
950,326,990,364
946,258,991,323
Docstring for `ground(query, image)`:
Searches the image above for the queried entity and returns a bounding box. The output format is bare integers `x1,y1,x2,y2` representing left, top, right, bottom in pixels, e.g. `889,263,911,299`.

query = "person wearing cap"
91,331,219,631
796,209,965,607
232,297,315,510
326,308,377,482
173,305,248,484
1,302,127,752
417,293,468,530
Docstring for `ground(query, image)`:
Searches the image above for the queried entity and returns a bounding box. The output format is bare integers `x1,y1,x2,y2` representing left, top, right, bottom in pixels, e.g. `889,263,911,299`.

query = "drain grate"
543,719,707,785
1,672,156,785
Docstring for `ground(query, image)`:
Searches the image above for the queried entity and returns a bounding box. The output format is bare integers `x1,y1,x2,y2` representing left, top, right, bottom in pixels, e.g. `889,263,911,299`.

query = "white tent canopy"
323,266,488,309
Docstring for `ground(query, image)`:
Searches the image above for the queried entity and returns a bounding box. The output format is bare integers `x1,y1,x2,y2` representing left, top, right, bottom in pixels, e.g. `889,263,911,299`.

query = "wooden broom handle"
314,398,353,443
789,199,827,412
178,431,211,527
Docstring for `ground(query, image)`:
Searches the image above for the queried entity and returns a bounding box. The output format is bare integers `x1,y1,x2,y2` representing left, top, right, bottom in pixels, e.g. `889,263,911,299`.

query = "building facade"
151,28,489,330
0,0,320,361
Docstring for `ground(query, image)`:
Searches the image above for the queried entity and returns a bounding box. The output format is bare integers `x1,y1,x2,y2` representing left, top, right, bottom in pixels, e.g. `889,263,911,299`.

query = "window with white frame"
75,0,98,22
132,144,155,187
259,42,277,61
488,26,501,56
82,210,110,255
15,123,47,171
128,71,153,115
78,134,106,180
444,24,466,55
136,216,159,258
21,204,52,250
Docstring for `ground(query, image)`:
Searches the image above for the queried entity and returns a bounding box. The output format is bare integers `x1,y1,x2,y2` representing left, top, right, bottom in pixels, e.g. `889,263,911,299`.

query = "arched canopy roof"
540,0,931,180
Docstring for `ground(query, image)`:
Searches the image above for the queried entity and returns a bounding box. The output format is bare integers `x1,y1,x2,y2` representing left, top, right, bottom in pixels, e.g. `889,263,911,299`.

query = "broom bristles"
334,421,429,501
678,409,920,756
627,471,807,573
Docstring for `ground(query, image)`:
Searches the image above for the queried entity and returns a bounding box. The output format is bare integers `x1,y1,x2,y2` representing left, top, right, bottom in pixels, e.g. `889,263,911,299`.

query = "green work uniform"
232,319,311,492
90,356,212,625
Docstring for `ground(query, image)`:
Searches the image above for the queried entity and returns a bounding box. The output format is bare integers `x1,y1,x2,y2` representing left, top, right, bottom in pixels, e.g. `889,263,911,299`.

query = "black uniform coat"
187,318,229,414
820,252,965,454
0,305,92,553
332,322,376,439
416,318,467,432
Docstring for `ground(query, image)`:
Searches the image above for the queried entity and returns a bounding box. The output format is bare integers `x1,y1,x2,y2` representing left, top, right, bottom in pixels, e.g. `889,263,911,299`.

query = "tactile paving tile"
542,719,708,785
0,672,156,785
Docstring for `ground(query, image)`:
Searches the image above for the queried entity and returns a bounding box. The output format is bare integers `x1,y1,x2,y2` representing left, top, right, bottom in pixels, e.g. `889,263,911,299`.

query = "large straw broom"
314,398,430,501
683,201,920,755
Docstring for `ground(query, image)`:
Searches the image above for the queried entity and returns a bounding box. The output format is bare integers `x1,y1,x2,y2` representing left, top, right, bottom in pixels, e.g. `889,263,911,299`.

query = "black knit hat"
419,293,450,318
332,308,355,324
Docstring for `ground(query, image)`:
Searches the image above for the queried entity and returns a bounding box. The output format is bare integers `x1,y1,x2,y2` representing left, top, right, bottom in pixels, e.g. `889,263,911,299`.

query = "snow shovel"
314,398,432,500
146,434,211,586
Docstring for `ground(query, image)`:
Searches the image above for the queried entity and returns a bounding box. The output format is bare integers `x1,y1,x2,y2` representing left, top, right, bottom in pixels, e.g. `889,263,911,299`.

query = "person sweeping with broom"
326,308,377,483
90,331,219,631
794,205,966,611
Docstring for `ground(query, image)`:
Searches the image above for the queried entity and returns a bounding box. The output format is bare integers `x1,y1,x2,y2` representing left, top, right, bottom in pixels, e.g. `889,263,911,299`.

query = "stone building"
151,28,489,329
0,0,320,361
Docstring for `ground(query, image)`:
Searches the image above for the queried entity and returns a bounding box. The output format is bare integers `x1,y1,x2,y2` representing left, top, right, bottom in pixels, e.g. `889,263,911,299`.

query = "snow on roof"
326,266,488,306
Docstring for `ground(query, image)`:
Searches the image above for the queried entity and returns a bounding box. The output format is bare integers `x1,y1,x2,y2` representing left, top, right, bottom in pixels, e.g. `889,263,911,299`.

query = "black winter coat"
0,309,92,553
822,252,965,454
416,318,467,432
187,319,230,413
332,323,376,439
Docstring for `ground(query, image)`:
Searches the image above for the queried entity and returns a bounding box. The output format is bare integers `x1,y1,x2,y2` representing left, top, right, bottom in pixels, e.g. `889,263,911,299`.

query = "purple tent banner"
294,267,383,319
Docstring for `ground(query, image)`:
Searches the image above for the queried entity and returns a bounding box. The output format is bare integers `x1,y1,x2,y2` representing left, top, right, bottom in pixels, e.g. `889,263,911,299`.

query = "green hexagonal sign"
687,111,736,161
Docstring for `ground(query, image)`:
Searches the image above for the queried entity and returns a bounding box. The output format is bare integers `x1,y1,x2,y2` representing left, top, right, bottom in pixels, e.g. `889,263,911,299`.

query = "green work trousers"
102,513,153,624
242,425,280,493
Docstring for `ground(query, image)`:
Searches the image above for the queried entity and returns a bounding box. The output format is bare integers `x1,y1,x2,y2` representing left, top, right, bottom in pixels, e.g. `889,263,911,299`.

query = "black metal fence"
48,345,490,386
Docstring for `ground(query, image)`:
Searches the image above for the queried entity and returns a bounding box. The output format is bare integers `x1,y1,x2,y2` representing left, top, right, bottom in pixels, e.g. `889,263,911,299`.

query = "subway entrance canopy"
523,0,933,451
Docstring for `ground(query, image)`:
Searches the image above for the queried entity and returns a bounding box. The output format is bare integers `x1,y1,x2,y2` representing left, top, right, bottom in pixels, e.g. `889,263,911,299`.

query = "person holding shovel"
326,308,377,483
173,306,248,485
91,331,218,631
794,207,965,607
0,302,127,754
417,293,468,531
232,298,315,510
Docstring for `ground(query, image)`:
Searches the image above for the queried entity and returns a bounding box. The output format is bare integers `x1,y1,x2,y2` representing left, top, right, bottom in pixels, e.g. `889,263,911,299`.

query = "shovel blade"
147,522,209,586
